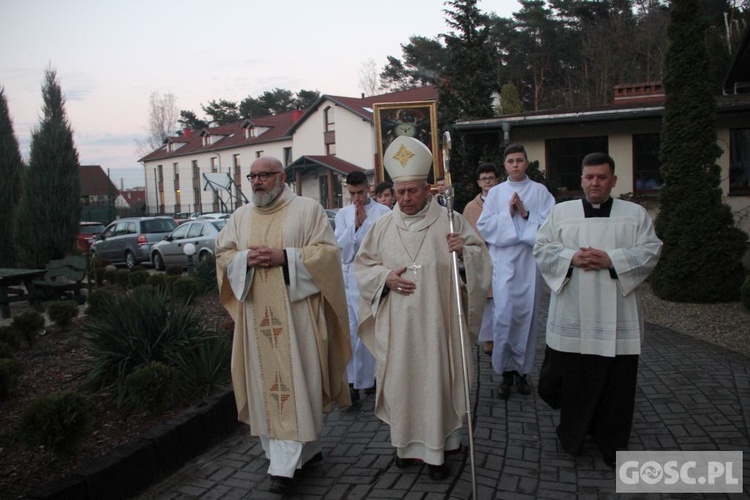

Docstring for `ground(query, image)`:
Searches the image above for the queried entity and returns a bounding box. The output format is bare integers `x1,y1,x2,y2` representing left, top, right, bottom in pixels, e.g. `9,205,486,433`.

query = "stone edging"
26,389,238,499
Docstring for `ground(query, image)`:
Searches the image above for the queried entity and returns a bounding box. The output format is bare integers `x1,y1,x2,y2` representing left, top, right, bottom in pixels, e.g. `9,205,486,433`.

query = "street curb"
26,389,238,500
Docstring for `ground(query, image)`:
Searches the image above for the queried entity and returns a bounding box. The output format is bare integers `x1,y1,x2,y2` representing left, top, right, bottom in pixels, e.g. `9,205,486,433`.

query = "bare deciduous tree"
136,91,178,157
358,58,380,97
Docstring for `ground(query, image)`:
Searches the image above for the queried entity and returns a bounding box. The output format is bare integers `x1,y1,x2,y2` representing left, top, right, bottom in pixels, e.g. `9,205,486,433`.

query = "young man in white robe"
476,144,555,400
462,163,501,356
335,170,390,402
355,136,492,481
533,152,662,468
215,156,351,495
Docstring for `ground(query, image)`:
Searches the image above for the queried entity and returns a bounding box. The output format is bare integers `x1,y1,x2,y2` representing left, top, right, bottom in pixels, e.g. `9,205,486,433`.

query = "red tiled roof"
287,155,365,176
139,109,301,163
79,165,119,196
288,86,439,134
120,189,146,208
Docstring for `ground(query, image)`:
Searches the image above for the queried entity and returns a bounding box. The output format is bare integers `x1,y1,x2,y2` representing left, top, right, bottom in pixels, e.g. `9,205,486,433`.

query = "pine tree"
650,0,747,302
0,87,23,267
14,68,81,268
439,0,497,210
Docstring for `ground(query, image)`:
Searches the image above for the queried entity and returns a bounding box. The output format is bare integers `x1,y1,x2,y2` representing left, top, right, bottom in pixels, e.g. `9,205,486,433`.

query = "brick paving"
136,298,750,499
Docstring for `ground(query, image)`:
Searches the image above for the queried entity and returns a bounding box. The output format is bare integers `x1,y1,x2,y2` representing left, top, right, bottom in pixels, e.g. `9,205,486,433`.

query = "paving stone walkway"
137,304,750,499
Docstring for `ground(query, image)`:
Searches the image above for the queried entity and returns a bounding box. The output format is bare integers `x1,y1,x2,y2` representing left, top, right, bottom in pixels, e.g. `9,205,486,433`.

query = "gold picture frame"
374,101,440,184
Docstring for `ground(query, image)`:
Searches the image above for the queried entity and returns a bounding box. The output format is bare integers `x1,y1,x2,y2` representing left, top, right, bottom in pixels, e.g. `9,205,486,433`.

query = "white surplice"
476,177,555,375
335,199,390,389
533,199,663,356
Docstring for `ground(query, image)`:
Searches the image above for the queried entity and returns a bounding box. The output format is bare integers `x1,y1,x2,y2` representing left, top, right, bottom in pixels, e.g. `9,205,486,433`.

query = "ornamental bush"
11,311,45,347
81,285,205,405
194,254,217,293
85,288,117,319
0,341,15,359
0,325,23,351
171,276,203,304
124,361,178,413
0,358,22,400
46,300,79,330
18,390,95,457
146,272,168,290
129,269,149,288
165,264,183,276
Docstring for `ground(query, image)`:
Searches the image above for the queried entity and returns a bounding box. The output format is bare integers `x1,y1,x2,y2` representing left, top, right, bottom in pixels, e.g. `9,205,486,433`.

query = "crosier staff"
442,131,477,499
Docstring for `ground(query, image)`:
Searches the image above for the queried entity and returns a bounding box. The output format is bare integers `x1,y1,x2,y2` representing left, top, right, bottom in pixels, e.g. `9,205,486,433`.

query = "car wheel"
153,252,165,271
198,251,212,263
125,251,136,269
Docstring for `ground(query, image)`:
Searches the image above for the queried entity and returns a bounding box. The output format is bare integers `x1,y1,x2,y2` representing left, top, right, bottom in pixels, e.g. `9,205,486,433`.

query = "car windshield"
141,219,178,233
80,224,105,235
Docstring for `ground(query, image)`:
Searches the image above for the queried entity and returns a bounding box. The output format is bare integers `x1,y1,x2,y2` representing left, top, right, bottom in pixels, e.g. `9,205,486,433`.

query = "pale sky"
0,0,520,189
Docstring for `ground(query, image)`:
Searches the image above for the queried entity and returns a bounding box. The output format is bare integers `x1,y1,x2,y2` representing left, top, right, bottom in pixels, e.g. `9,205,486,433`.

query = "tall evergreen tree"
0,86,23,267
439,0,497,211
14,68,81,268
651,0,747,302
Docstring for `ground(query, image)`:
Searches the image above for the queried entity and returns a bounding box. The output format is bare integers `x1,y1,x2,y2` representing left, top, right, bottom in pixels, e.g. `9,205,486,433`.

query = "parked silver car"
91,217,177,268
150,219,226,271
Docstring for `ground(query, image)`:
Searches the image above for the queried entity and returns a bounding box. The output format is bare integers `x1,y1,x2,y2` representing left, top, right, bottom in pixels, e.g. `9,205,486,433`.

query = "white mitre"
383,136,433,182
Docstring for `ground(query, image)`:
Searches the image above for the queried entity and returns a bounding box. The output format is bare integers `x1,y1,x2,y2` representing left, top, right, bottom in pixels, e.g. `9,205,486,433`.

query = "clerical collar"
582,196,613,218
401,198,431,229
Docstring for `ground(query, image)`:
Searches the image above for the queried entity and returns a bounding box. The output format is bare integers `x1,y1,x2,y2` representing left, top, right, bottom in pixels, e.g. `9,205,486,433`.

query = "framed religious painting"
374,101,440,184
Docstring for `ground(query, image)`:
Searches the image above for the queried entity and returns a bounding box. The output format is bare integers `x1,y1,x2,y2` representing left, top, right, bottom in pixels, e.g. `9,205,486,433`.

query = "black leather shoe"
428,463,449,480
349,384,360,403
302,451,323,470
499,372,513,400
269,475,295,494
516,374,531,395
394,456,421,468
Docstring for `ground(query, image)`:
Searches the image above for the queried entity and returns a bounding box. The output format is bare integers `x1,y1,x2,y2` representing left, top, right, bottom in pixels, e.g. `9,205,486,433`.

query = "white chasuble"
215,187,351,443
534,199,662,357
355,199,492,464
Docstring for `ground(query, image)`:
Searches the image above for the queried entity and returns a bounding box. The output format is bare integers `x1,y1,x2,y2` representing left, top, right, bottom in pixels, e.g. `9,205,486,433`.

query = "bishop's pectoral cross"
408,262,422,282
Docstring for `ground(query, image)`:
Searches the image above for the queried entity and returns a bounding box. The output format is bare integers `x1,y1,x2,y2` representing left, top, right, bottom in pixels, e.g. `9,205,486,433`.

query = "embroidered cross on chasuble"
248,206,299,440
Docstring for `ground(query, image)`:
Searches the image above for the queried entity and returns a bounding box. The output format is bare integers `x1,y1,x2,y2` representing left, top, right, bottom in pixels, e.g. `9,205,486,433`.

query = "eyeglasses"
246,171,281,182
478,176,497,182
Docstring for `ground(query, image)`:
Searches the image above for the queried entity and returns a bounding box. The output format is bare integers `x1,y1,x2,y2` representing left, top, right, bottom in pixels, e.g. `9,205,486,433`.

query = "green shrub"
81,285,205,404
165,264,183,276
173,331,232,399
130,265,148,273
46,300,79,330
741,276,750,311
91,258,108,285
165,274,181,291
86,288,117,319
194,254,218,293
18,391,95,456
0,326,23,351
103,267,118,286
114,269,131,288
124,361,178,413
0,358,22,399
0,341,15,359
130,269,149,287
172,276,203,304
11,311,45,347
146,273,168,290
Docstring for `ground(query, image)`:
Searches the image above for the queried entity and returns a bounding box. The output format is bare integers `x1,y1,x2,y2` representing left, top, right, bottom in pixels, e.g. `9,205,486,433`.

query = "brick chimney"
613,82,664,105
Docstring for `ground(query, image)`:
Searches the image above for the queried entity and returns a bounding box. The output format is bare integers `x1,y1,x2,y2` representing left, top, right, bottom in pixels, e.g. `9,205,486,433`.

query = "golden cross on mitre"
392,144,415,167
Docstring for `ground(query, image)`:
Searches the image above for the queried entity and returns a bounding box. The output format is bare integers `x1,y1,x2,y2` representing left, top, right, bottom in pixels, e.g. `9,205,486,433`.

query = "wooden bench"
33,255,87,303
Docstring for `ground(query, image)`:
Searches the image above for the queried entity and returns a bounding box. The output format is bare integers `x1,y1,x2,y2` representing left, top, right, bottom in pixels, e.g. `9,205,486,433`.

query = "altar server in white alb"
533,152,662,468
335,170,390,402
355,136,491,481
476,144,555,400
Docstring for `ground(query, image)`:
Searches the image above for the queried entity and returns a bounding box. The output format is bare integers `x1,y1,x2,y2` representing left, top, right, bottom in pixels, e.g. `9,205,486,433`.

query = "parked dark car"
77,221,106,251
150,219,225,271
90,217,177,268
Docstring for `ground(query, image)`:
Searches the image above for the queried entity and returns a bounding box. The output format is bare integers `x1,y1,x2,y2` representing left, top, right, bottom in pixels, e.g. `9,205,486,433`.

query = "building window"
256,150,263,158
233,154,241,175
633,133,662,193
326,143,336,156
192,160,199,179
546,136,608,194
325,106,335,132
284,147,293,166
210,157,218,173
730,128,750,195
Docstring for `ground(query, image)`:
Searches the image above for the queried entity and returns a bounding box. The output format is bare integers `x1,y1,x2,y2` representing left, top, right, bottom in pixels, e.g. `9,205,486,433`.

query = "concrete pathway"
136,316,750,499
